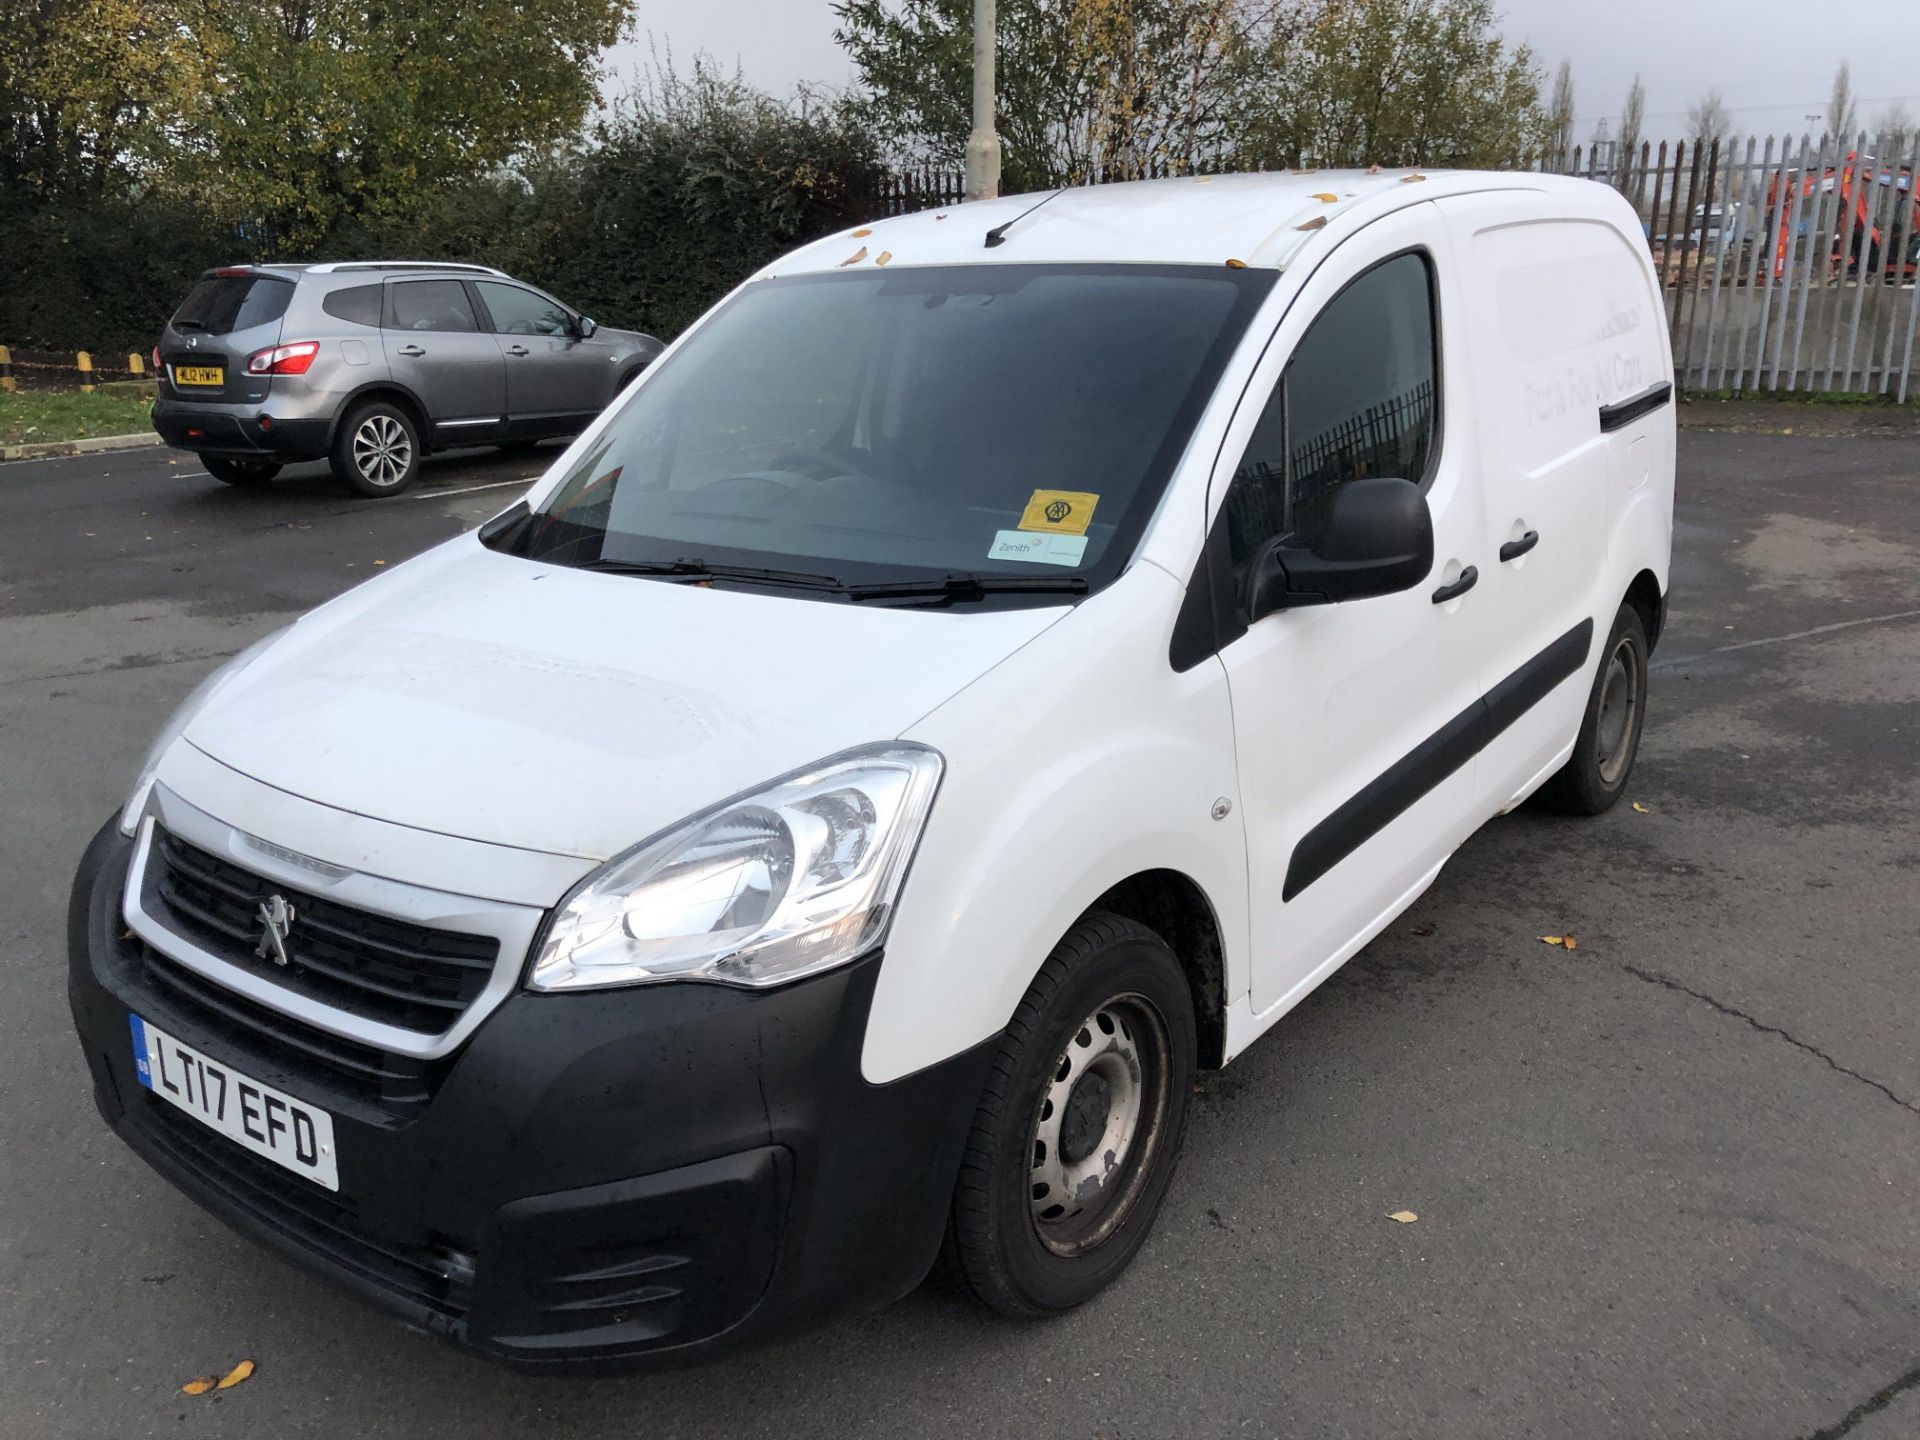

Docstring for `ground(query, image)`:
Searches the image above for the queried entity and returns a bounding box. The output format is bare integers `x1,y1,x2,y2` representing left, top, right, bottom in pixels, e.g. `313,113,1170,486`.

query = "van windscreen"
511,263,1273,601
171,275,295,335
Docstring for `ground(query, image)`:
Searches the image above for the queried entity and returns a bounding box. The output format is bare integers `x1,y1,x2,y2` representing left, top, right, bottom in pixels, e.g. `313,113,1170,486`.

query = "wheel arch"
1084,869,1229,1071
327,382,432,452
1624,567,1666,652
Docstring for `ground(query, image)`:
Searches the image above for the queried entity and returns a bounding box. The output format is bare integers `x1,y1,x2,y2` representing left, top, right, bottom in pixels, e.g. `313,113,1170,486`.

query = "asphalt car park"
3,430,1916,1438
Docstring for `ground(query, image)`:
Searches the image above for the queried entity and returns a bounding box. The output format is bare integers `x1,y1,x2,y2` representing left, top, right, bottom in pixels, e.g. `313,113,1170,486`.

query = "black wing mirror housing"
1248,476,1434,619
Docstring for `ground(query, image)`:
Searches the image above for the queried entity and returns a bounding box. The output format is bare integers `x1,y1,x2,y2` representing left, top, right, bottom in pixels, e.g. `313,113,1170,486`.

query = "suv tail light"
246,340,320,376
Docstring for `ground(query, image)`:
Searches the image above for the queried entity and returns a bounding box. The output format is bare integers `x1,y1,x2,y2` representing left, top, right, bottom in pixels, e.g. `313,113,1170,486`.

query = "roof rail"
305,261,511,277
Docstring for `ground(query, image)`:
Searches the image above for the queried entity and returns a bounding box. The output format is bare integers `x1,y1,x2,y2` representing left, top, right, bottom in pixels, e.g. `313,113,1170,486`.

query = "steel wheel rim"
1595,636,1641,786
1028,992,1171,1255
352,414,411,488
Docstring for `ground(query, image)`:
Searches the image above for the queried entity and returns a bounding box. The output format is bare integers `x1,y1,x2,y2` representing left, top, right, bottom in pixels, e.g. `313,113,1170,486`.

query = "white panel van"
70,170,1674,1371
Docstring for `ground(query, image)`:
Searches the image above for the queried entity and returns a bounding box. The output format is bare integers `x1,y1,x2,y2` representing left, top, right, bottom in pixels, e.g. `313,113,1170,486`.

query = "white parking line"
403,476,541,502
1652,606,1920,670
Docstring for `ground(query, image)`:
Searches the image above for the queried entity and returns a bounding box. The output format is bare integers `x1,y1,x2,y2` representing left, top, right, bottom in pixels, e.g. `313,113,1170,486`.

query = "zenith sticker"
1017,489,1100,536
987,529,1088,567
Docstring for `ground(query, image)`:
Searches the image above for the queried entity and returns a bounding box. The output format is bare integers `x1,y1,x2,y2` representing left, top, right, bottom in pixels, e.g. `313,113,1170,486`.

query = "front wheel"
331,402,421,497
201,456,281,487
942,912,1196,1316
1537,602,1650,815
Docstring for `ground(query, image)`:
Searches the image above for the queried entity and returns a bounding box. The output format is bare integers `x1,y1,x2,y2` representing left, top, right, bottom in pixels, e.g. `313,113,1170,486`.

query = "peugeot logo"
253,894,297,967
186,336,198,349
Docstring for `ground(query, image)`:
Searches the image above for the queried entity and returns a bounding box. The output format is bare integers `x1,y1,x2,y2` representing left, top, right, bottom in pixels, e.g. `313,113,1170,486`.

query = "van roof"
776,169,1599,275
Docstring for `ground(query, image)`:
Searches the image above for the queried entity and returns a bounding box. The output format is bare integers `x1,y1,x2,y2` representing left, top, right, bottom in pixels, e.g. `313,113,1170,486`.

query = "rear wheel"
942,912,1196,1316
1537,602,1649,815
201,456,281,487
331,401,420,497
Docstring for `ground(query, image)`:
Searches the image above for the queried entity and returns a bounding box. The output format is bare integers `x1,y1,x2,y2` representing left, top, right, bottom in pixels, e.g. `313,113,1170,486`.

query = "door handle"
396,344,425,357
1431,565,1478,604
505,344,531,357
1498,530,1540,562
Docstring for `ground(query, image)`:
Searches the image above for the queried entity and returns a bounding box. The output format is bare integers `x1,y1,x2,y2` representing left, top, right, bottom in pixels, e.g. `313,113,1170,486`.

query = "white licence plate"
130,1014,339,1191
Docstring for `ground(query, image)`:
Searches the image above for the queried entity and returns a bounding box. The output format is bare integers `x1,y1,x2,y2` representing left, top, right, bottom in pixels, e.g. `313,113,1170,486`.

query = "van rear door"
1439,195,1669,809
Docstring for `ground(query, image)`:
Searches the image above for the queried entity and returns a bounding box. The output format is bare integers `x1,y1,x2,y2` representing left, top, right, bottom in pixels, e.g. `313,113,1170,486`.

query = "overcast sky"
612,0,1920,146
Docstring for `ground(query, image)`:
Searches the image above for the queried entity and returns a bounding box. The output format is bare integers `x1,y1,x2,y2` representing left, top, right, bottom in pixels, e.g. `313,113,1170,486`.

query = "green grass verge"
1,387,155,445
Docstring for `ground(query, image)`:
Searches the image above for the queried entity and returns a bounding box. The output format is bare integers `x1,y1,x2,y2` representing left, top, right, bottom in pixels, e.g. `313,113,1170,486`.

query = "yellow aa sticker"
1018,489,1100,536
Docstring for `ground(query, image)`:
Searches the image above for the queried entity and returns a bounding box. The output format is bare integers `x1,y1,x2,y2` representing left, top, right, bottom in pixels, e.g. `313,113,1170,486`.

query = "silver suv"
152,262,664,497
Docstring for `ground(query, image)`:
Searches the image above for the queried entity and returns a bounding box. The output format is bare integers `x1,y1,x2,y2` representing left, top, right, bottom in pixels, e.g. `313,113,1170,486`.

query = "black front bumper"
67,821,993,1372
152,398,332,461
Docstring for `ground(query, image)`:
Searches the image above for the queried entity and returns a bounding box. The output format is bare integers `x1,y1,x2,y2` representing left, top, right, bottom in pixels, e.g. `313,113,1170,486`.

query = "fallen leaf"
1388,1210,1418,1223
1410,923,1436,937
838,246,868,267
1631,801,1650,813
875,250,893,267
1225,257,1248,268
216,1359,255,1390
1400,173,1428,183
1539,935,1563,946
1295,215,1327,231
372,559,386,567
1311,191,1338,203
180,1377,217,1396
850,227,873,237
1563,934,1577,951
1367,163,1383,174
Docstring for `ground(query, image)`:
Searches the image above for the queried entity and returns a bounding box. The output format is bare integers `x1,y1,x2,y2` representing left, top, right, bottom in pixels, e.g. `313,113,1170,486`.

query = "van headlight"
527,744,943,991
119,629,286,835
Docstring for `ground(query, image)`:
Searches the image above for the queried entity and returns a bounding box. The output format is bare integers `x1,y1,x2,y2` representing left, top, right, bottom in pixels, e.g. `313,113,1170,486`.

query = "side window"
321,283,382,328
388,279,479,333
476,282,574,337
1221,251,1438,569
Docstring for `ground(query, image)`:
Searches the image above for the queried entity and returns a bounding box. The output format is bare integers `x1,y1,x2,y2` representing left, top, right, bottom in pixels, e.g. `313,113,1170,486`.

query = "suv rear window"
322,284,383,327
171,275,295,336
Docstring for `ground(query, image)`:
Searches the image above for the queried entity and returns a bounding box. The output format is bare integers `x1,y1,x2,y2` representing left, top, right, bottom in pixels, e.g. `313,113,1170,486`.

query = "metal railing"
1553,133,1920,401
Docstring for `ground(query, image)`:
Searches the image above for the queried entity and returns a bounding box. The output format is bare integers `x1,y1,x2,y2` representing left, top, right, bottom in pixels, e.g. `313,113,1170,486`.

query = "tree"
1827,60,1857,142
1547,60,1575,164
833,0,1269,190
160,0,632,253
1687,88,1731,146
1247,0,1547,169
1618,73,1645,174
0,0,206,198
1873,102,1915,156
835,0,1544,183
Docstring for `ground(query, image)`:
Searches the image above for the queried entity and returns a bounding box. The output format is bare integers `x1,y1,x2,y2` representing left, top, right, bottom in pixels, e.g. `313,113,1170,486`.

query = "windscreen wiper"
575,556,849,589
844,573,1090,603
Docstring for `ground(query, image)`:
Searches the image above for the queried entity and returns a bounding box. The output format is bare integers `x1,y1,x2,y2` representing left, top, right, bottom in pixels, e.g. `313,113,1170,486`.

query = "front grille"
135,1099,472,1321
147,825,498,1034
130,937,438,1116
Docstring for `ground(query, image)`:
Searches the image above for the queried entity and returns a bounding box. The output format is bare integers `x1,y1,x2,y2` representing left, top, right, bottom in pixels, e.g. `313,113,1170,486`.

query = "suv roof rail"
305,261,512,277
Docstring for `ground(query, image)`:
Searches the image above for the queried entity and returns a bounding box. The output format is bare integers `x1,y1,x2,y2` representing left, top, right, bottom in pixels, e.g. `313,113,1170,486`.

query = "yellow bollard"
0,344,13,393
128,351,146,376
77,350,95,393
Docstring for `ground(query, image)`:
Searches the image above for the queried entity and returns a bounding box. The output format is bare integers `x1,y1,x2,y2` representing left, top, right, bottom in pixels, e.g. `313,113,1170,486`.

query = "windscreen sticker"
988,530,1088,567
1017,489,1100,536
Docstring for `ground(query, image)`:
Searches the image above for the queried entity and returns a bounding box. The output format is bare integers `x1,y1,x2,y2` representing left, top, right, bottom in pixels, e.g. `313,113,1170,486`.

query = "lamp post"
964,0,1002,201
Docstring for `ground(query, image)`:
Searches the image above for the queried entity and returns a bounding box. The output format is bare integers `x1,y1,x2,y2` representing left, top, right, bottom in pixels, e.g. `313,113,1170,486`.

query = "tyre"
1537,602,1650,816
331,401,421,497
201,456,281,487
942,911,1197,1317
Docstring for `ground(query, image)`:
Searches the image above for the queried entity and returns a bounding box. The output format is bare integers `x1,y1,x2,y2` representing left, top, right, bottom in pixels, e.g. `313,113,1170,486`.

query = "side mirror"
1248,476,1434,619
577,315,599,338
